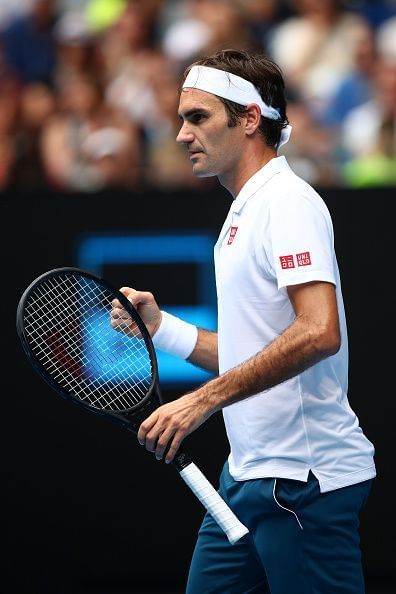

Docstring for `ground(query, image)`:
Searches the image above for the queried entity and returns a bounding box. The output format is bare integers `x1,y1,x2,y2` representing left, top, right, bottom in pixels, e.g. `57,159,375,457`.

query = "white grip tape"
179,462,249,545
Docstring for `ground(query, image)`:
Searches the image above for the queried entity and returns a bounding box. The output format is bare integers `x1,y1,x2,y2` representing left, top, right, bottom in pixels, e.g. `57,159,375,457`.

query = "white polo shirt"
214,156,376,493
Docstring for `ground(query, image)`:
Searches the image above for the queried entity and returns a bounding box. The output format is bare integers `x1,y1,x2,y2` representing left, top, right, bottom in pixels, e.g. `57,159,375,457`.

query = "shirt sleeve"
263,184,337,290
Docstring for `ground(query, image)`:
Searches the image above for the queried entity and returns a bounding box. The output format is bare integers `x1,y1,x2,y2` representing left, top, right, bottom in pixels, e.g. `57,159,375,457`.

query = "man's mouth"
189,150,203,159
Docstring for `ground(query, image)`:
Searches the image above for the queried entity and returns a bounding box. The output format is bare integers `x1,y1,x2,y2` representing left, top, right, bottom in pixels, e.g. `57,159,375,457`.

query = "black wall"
2,186,394,593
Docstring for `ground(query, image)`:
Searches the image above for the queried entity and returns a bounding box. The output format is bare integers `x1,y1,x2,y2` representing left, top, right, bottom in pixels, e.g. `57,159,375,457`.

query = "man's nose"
176,122,194,144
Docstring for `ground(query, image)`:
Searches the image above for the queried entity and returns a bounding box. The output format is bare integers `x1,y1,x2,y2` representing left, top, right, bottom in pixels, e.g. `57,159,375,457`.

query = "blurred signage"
76,232,217,386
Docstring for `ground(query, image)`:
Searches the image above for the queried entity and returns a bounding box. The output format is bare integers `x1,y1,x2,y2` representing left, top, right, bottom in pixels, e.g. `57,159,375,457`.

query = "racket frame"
16,267,162,432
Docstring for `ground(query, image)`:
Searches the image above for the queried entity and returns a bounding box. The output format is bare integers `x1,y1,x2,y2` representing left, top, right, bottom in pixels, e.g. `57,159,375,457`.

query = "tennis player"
111,49,376,594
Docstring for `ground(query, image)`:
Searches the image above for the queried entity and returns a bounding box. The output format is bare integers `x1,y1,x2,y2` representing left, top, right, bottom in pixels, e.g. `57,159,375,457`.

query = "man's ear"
244,103,261,135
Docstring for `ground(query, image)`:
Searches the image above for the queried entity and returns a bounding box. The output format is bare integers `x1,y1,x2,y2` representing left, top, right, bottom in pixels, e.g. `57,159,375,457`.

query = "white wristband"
152,311,198,359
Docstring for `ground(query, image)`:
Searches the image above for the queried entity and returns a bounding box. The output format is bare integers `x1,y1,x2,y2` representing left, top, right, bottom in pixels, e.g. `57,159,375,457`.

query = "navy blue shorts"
186,464,372,594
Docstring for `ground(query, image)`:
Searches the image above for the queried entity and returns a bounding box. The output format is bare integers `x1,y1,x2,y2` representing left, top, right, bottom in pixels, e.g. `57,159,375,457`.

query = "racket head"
16,267,161,428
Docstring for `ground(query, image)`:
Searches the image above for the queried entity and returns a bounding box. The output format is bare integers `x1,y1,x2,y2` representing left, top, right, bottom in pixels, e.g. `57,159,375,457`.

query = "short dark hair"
181,49,289,149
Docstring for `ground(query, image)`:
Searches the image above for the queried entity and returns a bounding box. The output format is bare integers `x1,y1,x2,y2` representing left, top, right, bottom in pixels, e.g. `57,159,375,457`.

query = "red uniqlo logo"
227,226,238,245
296,251,311,266
280,255,295,269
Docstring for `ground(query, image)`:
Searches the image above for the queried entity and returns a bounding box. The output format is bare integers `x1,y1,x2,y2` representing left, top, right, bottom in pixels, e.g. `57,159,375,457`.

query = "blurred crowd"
0,0,395,193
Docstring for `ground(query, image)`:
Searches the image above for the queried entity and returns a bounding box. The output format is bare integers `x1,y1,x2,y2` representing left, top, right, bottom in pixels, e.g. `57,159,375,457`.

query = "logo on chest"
227,226,239,245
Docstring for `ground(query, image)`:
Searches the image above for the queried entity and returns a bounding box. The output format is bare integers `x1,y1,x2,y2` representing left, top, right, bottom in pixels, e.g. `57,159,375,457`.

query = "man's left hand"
137,391,211,464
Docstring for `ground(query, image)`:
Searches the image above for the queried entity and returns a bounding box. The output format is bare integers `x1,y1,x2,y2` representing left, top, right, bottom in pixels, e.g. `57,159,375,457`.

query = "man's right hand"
110,287,162,337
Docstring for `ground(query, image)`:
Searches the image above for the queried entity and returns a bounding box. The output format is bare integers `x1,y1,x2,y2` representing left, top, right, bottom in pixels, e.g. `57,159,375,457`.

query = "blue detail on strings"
83,308,150,386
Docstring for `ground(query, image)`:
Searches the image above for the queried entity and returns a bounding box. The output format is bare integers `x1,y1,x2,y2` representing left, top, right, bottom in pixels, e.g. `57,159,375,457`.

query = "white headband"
182,65,292,149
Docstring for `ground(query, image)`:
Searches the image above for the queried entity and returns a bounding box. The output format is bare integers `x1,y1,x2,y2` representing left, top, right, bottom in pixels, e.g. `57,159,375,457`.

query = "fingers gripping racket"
16,267,249,545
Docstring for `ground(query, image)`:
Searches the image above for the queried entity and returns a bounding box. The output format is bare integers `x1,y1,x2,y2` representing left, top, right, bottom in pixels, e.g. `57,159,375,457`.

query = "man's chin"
192,166,216,179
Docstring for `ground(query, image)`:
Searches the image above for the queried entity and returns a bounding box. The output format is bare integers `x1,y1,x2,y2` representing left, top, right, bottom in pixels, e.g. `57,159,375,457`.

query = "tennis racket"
16,267,249,545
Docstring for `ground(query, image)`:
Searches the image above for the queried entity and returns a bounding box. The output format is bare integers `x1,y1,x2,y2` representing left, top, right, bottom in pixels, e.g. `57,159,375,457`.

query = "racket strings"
23,272,153,411
41,276,151,408
25,277,141,411
25,275,150,410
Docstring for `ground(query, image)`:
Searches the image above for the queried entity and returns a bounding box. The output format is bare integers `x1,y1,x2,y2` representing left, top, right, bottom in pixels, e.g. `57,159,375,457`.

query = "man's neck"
219,145,277,198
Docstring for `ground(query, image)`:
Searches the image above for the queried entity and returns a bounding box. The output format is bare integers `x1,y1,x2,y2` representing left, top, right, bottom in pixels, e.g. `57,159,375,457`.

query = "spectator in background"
194,0,255,55
232,0,290,53
97,1,159,126
268,0,372,121
53,10,97,89
80,123,140,190
142,52,215,190
159,0,213,65
0,78,18,190
319,20,377,127
0,0,33,31
40,72,141,191
279,93,340,187
344,0,396,29
0,34,19,190
376,14,396,62
13,82,56,189
1,0,57,85
341,53,396,187
160,0,255,71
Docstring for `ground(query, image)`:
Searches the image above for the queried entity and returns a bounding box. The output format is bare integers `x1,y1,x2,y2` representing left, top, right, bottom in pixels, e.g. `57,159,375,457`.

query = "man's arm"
187,328,219,374
137,281,341,463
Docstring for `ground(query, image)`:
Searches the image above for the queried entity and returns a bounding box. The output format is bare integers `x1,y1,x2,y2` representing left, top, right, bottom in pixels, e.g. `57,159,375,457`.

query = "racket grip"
178,462,249,545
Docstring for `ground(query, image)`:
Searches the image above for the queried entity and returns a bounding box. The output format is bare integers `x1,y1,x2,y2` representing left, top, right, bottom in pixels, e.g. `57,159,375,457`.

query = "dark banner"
2,186,393,593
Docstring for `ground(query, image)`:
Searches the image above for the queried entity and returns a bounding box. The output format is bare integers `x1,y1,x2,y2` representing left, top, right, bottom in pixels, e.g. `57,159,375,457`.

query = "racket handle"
178,462,249,545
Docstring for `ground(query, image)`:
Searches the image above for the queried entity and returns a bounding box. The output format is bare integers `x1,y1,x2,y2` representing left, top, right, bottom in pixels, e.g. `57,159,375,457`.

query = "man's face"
176,88,245,179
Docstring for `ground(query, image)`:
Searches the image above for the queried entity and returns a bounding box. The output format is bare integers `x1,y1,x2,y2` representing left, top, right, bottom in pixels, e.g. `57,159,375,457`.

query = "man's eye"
192,114,205,123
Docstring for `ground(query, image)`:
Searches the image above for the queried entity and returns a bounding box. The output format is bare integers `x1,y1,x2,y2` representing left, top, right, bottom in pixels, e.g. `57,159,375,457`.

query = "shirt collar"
230,156,291,214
